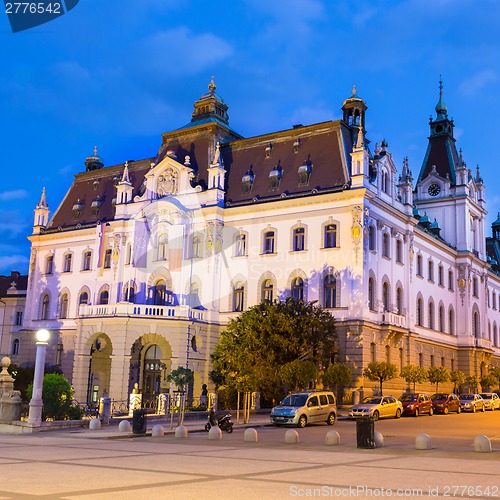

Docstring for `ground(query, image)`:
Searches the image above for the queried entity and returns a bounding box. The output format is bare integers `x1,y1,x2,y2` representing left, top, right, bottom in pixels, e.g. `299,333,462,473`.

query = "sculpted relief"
157,168,178,197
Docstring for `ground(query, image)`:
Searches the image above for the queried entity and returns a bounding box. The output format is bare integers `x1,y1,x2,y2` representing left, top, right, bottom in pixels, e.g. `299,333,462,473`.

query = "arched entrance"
128,334,172,408
86,334,112,404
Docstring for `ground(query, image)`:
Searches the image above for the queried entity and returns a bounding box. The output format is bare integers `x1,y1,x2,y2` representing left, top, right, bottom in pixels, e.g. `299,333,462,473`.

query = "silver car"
349,396,403,421
270,391,337,428
459,394,485,412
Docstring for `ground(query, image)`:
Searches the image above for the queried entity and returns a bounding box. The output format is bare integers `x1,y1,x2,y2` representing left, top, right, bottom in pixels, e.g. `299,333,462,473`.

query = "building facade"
17,79,500,404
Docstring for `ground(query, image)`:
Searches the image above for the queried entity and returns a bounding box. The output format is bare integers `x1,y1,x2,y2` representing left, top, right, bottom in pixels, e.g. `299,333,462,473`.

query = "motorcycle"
205,410,233,433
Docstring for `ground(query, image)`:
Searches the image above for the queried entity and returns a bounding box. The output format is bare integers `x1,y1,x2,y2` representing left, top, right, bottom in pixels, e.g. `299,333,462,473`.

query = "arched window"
154,280,166,305
235,233,247,257
82,250,92,271
382,281,389,311
385,345,391,363
396,240,403,263
416,298,423,326
79,291,89,305
418,352,423,368
430,355,435,367
473,311,480,338
233,283,245,312
428,301,435,329
41,294,50,320
368,277,375,311
291,277,304,301
428,260,434,282
124,286,135,303
473,278,478,298
438,265,444,286
323,274,337,308
396,287,403,315
439,305,445,333
368,226,376,251
63,253,72,273
494,292,497,310
261,279,274,302
370,342,376,363
12,339,19,356
494,323,498,347
448,270,454,290
60,293,69,319
449,307,455,335
99,290,109,305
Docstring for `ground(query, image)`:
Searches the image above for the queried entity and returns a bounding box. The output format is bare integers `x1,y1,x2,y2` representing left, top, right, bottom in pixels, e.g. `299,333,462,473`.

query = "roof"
0,271,27,298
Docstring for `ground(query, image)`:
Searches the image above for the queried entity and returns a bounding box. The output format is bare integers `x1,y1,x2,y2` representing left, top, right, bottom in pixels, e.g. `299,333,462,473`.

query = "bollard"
118,420,131,432
415,433,432,450
374,431,384,448
89,418,101,430
284,429,299,444
474,435,492,453
208,426,222,440
325,430,340,446
99,396,111,425
152,424,165,437
175,425,188,439
244,428,258,442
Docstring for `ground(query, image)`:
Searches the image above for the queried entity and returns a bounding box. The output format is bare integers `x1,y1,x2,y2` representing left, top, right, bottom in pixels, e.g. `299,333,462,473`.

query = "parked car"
349,396,402,421
399,393,433,417
430,393,461,414
270,391,337,428
479,393,500,411
459,394,485,412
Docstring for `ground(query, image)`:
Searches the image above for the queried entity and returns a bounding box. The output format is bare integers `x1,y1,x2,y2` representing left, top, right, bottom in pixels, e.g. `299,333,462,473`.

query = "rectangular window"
293,227,305,251
125,244,132,265
235,233,246,257
104,249,112,269
83,251,92,271
45,255,54,275
448,270,454,291
15,311,22,326
324,224,337,248
263,231,275,254
63,254,72,273
438,266,444,286
428,261,434,282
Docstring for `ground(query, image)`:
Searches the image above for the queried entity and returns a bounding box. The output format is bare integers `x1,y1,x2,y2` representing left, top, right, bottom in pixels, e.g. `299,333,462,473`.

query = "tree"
26,373,74,421
166,367,194,424
465,375,479,393
489,367,500,389
480,374,498,391
322,363,352,402
210,298,338,402
450,370,465,394
279,360,317,393
400,365,427,391
427,366,449,393
363,362,399,395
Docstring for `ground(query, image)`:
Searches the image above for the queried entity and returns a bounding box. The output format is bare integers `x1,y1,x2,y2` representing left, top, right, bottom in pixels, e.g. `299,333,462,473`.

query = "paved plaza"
0,416,498,499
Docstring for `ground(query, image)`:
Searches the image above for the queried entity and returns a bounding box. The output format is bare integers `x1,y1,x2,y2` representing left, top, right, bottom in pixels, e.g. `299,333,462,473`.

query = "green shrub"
27,373,74,421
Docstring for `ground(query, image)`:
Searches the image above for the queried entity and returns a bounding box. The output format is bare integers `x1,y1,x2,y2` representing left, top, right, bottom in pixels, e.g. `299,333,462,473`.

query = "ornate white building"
14,79,500,404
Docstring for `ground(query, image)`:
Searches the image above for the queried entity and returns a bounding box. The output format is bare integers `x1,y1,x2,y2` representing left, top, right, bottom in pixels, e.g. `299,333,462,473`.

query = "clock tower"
414,81,486,257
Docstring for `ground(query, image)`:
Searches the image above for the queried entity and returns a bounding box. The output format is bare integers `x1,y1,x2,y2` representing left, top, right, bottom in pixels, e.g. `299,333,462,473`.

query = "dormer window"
265,143,273,158
241,168,255,194
72,199,83,219
269,164,282,191
293,138,301,153
113,175,120,186
298,161,312,186
91,197,102,216
93,179,100,190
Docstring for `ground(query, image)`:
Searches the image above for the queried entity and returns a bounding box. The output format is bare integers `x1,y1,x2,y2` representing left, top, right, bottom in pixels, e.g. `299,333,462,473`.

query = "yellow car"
349,396,403,421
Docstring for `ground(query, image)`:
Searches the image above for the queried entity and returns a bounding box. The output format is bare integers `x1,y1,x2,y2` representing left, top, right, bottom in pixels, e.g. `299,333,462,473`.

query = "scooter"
205,410,233,433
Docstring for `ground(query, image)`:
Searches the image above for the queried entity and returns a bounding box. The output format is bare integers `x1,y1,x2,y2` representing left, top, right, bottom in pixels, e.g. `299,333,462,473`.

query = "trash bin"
356,416,375,449
132,408,148,434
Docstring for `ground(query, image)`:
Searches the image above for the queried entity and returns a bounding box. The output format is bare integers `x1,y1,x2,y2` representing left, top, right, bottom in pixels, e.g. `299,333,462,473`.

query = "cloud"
0,210,30,237
0,254,29,273
0,190,29,201
459,70,498,96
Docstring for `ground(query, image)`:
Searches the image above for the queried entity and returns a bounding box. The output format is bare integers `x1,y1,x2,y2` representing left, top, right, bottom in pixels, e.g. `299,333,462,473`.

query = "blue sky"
1,0,499,274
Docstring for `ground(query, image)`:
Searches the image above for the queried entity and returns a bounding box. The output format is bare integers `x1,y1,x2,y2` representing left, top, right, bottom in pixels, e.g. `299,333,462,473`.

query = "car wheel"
298,415,307,428
373,411,379,421
482,405,486,412
326,412,336,426
443,407,449,415
457,406,461,414
472,405,476,413
429,407,433,416
414,408,419,417
395,408,401,419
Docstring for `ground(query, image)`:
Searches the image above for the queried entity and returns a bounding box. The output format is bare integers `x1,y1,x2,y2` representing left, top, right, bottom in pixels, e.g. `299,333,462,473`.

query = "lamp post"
27,329,50,426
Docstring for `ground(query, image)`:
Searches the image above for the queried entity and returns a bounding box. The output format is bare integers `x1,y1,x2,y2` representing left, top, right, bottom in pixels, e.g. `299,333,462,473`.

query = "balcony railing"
380,312,406,328
78,303,205,321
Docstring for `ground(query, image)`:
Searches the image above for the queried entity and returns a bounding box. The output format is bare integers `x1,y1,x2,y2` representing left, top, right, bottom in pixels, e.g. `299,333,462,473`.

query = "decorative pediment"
134,156,198,202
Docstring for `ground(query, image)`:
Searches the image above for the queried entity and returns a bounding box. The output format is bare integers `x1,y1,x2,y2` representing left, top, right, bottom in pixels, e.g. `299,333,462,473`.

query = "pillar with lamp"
27,328,50,426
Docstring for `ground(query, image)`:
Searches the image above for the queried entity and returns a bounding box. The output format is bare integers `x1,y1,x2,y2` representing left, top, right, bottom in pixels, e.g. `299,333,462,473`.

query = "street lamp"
27,329,50,426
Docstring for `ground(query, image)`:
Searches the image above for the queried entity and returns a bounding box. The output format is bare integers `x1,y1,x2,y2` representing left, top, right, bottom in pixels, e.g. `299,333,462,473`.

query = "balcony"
475,338,491,349
78,303,205,321
380,312,406,328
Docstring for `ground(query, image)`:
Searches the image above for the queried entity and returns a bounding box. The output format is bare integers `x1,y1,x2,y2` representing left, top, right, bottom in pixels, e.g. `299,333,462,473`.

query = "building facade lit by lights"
14,78,500,404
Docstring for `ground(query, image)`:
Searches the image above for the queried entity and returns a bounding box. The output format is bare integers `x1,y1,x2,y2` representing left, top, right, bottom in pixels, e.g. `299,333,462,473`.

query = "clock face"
428,183,441,196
